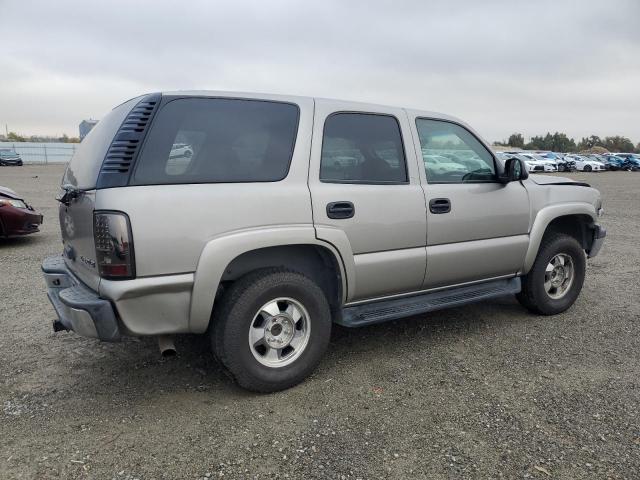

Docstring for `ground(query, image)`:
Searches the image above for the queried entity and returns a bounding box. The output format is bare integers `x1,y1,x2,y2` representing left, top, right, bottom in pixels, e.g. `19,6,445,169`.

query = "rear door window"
132,98,299,184
320,113,408,183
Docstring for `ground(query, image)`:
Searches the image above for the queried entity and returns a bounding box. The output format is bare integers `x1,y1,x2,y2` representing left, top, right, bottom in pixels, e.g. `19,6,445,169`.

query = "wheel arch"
523,204,597,273
189,226,348,333
221,244,344,312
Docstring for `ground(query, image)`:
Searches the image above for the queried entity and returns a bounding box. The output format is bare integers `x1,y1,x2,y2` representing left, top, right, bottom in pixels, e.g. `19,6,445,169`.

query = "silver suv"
42,91,606,392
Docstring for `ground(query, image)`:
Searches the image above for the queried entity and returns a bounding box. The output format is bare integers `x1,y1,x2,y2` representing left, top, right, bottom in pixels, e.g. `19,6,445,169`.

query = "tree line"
0,131,81,143
500,132,639,153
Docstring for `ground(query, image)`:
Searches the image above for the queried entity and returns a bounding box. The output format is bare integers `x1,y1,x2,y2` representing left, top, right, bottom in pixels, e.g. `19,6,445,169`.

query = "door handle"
429,198,451,214
326,201,355,219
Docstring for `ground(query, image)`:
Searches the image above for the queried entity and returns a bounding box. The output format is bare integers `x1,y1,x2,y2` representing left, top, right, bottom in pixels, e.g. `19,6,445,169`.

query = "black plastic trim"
338,277,521,327
546,181,591,187
96,93,162,189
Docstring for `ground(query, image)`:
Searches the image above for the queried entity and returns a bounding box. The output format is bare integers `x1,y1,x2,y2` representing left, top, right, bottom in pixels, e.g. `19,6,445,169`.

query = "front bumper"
587,224,606,258
41,255,120,341
0,159,23,166
1,207,43,236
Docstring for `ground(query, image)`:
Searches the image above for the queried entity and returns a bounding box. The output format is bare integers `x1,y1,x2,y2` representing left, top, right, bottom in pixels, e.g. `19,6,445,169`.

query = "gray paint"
47,90,604,337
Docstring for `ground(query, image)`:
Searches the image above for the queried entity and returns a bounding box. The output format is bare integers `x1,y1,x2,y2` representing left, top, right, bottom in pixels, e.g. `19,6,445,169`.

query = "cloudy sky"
1,0,639,143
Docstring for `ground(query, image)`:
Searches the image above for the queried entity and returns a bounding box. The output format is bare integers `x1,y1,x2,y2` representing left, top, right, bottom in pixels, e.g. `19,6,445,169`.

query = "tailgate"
59,190,101,291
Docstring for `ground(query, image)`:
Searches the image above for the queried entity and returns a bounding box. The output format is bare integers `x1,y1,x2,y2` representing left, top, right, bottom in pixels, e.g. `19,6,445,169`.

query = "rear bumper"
42,255,120,341
587,224,606,258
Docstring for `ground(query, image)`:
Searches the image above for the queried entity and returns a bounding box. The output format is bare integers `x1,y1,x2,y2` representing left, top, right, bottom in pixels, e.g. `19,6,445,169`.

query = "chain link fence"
0,142,76,164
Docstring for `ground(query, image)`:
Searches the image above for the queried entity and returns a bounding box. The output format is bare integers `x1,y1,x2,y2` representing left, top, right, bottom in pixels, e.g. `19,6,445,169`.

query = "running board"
338,277,521,327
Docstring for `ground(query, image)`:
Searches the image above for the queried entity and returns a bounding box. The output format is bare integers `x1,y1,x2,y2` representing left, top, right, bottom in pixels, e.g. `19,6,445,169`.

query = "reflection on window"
416,119,496,183
133,98,299,184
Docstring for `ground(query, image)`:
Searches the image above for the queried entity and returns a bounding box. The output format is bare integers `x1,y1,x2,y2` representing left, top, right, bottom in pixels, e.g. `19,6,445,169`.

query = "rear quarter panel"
94,96,316,278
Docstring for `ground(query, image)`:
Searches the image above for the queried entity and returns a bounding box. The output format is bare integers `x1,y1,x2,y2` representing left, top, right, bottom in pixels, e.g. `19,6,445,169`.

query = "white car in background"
422,154,467,175
521,153,558,172
566,155,606,172
495,153,546,173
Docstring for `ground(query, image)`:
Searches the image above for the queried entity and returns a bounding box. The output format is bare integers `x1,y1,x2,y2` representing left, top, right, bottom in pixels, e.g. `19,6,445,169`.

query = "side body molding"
523,202,597,273
189,225,349,333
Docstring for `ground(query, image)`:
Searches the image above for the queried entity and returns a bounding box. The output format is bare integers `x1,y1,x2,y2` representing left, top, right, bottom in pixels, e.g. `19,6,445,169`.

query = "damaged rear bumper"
41,255,120,341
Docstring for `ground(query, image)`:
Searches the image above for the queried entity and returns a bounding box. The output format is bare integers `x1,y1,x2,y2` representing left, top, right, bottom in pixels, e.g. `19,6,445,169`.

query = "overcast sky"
1,0,639,143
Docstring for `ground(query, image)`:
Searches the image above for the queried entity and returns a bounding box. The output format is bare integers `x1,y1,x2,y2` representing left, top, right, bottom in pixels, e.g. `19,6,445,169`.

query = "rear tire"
517,233,586,315
211,269,332,392
583,165,592,172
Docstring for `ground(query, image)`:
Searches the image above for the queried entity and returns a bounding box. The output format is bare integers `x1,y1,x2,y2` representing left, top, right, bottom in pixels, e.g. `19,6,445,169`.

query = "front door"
407,115,531,289
309,100,427,302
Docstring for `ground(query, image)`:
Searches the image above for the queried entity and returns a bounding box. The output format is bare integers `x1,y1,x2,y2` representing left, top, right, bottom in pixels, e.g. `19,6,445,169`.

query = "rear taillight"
93,211,135,279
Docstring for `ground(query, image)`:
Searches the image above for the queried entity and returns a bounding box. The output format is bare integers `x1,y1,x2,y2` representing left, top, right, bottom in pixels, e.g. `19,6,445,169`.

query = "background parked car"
623,157,640,171
509,153,545,173
0,186,43,237
0,148,23,166
611,153,640,170
422,154,467,176
520,153,557,172
601,155,626,171
566,155,606,172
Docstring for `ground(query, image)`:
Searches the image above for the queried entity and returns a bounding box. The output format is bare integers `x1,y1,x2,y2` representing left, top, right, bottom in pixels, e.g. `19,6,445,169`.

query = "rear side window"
132,98,299,184
320,113,408,183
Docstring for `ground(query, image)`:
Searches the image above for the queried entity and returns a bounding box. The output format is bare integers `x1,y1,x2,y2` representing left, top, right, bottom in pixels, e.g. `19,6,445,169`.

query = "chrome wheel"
249,298,311,368
544,253,574,299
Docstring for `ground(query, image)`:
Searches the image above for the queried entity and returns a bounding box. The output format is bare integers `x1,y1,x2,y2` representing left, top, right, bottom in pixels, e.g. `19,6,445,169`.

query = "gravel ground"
0,165,638,479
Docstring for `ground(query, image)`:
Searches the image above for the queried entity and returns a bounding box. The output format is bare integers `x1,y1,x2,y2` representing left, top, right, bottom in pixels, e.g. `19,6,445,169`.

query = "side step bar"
338,277,521,327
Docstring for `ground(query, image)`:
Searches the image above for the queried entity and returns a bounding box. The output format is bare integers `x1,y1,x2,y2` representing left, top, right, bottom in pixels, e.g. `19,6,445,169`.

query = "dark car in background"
602,155,626,171
613,154,640,171
556,156,576,172
0,186,43,237
0,148,23,166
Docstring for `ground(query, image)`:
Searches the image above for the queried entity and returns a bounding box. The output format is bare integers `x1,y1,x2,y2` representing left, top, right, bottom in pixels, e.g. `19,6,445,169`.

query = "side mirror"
500,157,528,183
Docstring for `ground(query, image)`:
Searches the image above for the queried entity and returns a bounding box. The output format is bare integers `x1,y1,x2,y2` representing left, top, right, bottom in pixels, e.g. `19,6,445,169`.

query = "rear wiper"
56,184,85,206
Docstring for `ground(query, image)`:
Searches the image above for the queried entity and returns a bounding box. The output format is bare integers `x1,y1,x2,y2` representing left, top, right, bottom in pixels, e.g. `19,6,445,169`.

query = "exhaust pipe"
158,335,176,357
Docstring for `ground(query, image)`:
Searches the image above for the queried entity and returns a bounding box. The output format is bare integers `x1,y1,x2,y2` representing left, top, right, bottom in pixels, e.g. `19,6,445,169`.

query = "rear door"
309,100,427,302
407,114,531,289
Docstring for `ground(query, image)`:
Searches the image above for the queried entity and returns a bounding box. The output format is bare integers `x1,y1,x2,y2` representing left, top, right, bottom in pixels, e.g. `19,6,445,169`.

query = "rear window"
132,98,299,185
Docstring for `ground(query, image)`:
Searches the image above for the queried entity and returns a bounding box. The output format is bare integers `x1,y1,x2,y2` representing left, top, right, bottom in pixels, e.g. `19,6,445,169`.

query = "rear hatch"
58,97,141,291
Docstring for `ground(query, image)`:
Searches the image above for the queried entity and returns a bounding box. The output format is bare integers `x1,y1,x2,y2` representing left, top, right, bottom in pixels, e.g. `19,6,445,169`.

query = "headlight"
0,199,27,209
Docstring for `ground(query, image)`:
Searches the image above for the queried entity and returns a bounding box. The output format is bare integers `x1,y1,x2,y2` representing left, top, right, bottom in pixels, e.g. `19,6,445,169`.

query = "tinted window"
416,119,496,183
133,98,299,184
320,113,407,183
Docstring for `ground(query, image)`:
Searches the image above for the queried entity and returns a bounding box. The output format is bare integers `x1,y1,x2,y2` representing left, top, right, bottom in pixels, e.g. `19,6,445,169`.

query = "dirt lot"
1,165,638,479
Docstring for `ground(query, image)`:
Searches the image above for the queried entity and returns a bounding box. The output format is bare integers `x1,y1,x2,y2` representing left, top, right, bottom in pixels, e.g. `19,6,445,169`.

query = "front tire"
211,269,332,392
517,233,586,315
